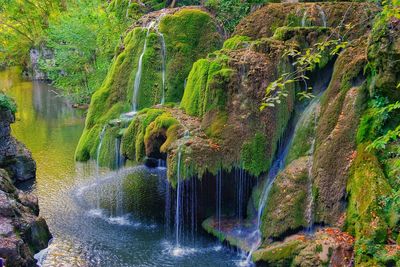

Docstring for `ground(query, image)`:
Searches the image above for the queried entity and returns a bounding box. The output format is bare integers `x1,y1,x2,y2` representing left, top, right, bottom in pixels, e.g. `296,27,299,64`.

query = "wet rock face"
261,157,309,239
0,169,52,267
312,40,367,225
0,108,36,182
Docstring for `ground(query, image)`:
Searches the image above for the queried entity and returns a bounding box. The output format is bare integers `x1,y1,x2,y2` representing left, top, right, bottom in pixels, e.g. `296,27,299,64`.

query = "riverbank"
0,96,51,266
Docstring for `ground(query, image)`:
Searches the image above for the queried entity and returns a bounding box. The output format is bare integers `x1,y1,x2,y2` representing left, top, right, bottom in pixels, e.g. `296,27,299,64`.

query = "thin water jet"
132,22,155,112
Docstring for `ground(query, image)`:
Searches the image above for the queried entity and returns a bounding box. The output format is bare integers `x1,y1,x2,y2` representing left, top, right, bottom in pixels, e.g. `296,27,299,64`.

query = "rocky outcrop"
0,169,51,267
0,108,36,183
28,46,54,81
312,40,367,225
0,103,51,266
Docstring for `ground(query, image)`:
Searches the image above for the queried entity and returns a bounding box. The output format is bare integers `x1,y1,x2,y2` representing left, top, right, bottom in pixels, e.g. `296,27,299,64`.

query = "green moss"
205,111,228,138
261,157,309,239
144,112,179,152
345,144,392,265
76,9,222,164
160,9,223,102
0,93,17,114
252,240,304,266
241,132,269,177
286,101,319,165
222,35,252,50
180,54,233,117
121,108,179,163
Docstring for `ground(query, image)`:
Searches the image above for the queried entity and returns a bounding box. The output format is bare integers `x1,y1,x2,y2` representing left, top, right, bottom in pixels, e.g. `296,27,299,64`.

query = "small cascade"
301,10,308,27
245,118,298,264
159,32,167,105
95,125,108,209
304,100,320,234
190,177,197,243
165,180,172,237
158,159,167,168
175,150,183,246
215,169,222,231
316,5,327,27
115,137,124,169
173,130,191,248
235,166,251,222
132,22,155,112
115,176,124,217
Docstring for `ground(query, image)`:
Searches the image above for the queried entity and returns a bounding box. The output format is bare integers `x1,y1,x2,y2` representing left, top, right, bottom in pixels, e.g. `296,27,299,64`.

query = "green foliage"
39,0,128,104
261,39,347,110
241,132,269,177
204,0,268,33
0,92,17,114
0,0,64,65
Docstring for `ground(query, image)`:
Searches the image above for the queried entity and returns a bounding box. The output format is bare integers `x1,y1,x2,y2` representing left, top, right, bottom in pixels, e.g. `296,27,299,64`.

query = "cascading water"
132,22,155,112
316,5,327,27
304,99,320,234
301,10,308,27
159,32,167,105
244,132,294,264
175,150,183,247
115,137,124,169
216,169,222,231
95,125,108,209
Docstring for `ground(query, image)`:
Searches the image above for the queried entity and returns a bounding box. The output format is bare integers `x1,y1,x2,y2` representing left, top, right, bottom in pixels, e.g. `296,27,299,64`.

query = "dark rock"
0,108,36,182
0,170,51,267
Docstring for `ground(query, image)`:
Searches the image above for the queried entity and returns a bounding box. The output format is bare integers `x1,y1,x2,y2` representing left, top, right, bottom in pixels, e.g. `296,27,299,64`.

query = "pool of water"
1,68,240,266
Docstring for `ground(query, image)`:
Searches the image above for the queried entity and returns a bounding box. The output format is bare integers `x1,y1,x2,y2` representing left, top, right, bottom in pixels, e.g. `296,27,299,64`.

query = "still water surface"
1,69,239,266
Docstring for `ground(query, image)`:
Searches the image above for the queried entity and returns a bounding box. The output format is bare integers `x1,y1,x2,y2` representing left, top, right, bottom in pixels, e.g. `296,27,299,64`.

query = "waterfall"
236,166,249,221
174,130,190,247
301,10,308,27
215,169,222,231
316,5,327,27
175,150,183,246
132,22,155,112
190,177,197,243
245,119,297,263
159,32,167,105
165,180,171,237
304,100,320,233
115,137,124,169
95,125,108,209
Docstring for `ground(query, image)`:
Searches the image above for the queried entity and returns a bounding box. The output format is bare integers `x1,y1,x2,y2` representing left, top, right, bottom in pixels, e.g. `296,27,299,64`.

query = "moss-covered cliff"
75,7,222,163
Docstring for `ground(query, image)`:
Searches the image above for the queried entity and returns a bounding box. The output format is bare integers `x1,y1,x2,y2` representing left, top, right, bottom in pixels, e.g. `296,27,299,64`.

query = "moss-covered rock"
261,157,309,240
121,108,179,163
235,3,378,40
345,145,392,266
312,39,367,226
367,9,400,100
159,8,223,102
253,239,306,266
75,7,222,163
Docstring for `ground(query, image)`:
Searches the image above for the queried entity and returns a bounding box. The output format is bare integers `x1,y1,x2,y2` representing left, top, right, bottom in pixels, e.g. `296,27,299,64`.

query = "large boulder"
0,169,52,267
0,108,36,182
